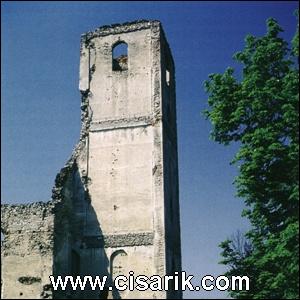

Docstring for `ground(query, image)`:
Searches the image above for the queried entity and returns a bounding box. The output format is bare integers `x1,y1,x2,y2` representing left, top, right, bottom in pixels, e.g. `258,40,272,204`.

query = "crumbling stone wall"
1,202,54,299
1,74,91,299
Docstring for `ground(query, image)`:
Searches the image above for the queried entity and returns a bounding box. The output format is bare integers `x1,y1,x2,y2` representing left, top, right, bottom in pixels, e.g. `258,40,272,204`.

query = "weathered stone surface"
1,19,181,299
81,232,154,248
1,202,54,257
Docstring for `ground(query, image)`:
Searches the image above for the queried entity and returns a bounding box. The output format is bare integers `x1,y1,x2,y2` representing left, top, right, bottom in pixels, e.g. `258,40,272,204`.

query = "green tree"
204,13,299,299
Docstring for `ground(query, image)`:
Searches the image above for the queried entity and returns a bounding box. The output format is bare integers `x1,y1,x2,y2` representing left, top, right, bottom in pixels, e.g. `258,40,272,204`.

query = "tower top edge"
81,19,161,41
81,20,161,40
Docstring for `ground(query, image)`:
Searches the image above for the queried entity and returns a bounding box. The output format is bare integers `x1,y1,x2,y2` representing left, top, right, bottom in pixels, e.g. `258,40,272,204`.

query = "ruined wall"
0,87,91,300
1,20,182,299
1,202,54,299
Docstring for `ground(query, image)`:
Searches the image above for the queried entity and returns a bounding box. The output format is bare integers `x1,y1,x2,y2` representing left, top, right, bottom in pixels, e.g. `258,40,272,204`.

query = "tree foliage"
204,14,299,299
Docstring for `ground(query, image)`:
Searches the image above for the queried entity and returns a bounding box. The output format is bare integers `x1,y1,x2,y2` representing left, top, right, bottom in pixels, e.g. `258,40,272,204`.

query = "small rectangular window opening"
166,69,170,86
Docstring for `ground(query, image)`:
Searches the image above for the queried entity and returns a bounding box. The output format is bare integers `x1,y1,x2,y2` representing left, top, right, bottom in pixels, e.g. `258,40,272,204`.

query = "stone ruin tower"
1,20,182,299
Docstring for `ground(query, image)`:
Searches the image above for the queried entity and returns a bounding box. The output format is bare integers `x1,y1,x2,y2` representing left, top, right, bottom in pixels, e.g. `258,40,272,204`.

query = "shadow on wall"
52,161,120,299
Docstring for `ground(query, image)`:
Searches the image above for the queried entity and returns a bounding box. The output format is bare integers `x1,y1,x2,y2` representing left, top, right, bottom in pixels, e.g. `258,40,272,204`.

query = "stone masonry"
1,20,182,299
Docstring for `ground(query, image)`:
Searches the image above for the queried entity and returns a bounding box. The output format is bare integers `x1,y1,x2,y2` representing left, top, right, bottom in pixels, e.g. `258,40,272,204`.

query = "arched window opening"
110,250,128,298
110,249,128,279
112,42,128,71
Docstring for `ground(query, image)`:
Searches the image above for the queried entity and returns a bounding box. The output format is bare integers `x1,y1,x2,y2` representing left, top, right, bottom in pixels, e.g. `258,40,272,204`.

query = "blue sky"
1,1,298,298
